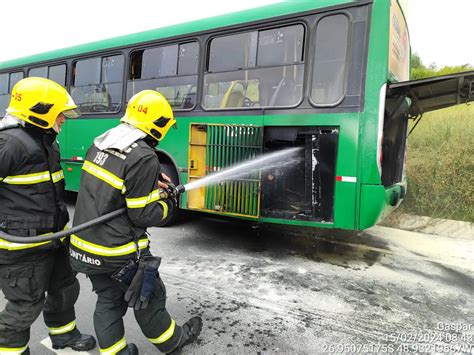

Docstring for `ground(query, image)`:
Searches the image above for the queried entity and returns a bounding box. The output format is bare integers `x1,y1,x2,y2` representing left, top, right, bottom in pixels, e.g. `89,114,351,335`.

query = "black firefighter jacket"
70,139,173,274
0,125,69,264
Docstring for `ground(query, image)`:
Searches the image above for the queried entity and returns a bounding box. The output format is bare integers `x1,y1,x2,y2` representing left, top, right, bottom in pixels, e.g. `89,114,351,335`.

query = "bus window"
0,72,24,118
127,42,198,110
257,26,304,67
29,66,48,78
0,74,8,93
142,45,178,78
203,24,304,109
9,72,24,92
48,64,66,87
209,32,258,72
29,64,66,87
311,14,350,106
72,55,124,114
0,73,9,117
178,42,199,76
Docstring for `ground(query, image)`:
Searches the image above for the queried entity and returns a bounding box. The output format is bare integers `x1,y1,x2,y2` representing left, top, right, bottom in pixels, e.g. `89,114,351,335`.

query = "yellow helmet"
6,77,79,129
121,90,176,141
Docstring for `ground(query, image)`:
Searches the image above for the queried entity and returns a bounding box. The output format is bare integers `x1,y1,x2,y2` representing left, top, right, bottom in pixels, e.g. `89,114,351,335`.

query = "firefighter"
0,77,96,354
70,90,202,354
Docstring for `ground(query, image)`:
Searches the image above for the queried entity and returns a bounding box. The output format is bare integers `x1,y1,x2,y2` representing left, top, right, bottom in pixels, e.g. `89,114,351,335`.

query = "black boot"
118,343,139,354
51,329,96,351
21,348,30,355
168,317,202,354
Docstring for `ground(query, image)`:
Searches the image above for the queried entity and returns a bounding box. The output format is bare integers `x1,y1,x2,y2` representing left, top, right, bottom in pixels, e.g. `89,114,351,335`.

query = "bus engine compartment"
261,126,339,222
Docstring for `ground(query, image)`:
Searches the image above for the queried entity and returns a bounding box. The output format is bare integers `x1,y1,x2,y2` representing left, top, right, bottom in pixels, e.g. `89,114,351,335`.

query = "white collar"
94,123,146,152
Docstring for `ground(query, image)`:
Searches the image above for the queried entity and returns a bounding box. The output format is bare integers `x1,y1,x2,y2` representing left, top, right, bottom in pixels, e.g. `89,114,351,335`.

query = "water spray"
174,146,302,194
1,147,301,243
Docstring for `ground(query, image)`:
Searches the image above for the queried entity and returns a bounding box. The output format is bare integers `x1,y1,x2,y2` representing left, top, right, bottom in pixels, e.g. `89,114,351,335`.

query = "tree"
410,53,473,79
411,52,423,70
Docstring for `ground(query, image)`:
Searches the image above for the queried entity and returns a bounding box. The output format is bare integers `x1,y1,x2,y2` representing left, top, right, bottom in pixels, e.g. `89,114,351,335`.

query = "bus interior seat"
180,87,196,109
220,81,246,108
269,77,297,107
181,94,195,109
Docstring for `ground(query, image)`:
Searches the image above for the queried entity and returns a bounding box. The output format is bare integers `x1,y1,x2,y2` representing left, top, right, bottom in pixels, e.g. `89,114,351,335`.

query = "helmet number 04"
93,152,109,166
137,105,148,114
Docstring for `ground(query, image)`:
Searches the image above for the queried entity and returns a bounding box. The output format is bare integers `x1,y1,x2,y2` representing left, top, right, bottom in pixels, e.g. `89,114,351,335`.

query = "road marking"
40,337,91,354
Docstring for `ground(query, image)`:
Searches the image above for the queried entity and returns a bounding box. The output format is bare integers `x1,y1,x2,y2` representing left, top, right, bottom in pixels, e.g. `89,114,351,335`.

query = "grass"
398,104,474,222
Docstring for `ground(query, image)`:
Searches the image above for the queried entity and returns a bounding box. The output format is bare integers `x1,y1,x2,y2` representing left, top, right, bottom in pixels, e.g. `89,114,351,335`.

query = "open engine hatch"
261,126,338,222
387,70,474,117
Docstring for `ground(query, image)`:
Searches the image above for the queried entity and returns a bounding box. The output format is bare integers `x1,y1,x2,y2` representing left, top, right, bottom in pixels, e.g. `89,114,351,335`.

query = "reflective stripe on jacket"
70,140,171,274
0,226,67,251
70,234,149,257
0,170,64,185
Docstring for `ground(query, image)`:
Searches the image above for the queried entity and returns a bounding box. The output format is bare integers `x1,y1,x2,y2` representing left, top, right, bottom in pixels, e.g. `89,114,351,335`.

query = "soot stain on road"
175,212,391,270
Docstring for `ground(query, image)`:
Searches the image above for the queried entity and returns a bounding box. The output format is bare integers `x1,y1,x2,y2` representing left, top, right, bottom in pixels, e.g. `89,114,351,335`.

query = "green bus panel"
333,182,357,230
204,125,262,217
359,183,406,229
359,0,391,186
58,117,120,191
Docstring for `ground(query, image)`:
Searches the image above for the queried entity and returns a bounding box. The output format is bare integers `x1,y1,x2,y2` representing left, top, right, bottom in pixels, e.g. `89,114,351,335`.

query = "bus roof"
0,0,360,70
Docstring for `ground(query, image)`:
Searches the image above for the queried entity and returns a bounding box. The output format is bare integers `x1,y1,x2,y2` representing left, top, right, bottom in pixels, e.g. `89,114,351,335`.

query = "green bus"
1,0,473,230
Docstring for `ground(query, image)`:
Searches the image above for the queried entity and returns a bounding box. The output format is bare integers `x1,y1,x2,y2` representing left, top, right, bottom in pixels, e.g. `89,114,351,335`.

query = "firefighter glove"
165,182,177,198
139,256,162,309
158,188,169,200
112,259,138,291
165,182,181,207
124,256,161,310
124,263,145,309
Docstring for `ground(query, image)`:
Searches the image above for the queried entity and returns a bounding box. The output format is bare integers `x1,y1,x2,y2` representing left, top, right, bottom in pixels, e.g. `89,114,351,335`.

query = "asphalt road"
1,202,473,354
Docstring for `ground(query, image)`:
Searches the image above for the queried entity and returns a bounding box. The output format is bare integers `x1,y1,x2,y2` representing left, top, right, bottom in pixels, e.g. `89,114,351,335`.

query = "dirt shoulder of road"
379,212,473,240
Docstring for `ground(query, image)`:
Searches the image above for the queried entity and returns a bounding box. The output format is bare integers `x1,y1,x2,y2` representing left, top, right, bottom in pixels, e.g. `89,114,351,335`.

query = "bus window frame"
127,40,200,112
27,62,68,87
0,72,12,95
201,20,308,111
71,52,126,116
308,11,352,108
0,70,24,118
28,66,48,79
8,71,25,93
0,1,370,119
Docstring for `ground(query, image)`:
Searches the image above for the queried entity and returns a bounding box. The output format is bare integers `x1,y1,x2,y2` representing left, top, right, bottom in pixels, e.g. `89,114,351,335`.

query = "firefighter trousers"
0,247,81,350
89,273,184,353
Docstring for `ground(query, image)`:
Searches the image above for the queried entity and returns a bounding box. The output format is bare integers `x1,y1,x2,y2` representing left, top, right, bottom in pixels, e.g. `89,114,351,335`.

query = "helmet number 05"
137,105,148,114
93,152,109,166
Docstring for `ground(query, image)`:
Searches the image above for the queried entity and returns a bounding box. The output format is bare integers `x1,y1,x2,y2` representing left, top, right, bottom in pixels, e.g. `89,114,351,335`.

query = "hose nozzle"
166,183,185,197
175,184,185,195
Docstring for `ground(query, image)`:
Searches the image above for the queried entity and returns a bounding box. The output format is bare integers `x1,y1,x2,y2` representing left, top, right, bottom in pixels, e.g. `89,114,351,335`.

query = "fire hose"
0,184,186,244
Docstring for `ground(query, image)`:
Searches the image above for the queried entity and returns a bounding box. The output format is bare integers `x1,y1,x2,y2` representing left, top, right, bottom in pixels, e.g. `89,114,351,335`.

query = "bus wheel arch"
155,149,180,185
155,149,181,226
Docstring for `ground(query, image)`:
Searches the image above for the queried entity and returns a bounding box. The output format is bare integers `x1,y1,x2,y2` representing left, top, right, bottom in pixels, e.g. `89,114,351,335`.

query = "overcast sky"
0,0,472,68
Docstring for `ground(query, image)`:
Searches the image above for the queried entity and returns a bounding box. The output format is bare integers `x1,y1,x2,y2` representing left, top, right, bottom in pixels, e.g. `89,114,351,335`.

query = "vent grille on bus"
204,125,263,217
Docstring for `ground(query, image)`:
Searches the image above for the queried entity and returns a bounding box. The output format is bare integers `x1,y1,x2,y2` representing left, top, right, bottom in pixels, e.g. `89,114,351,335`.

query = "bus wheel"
157,162,181,227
